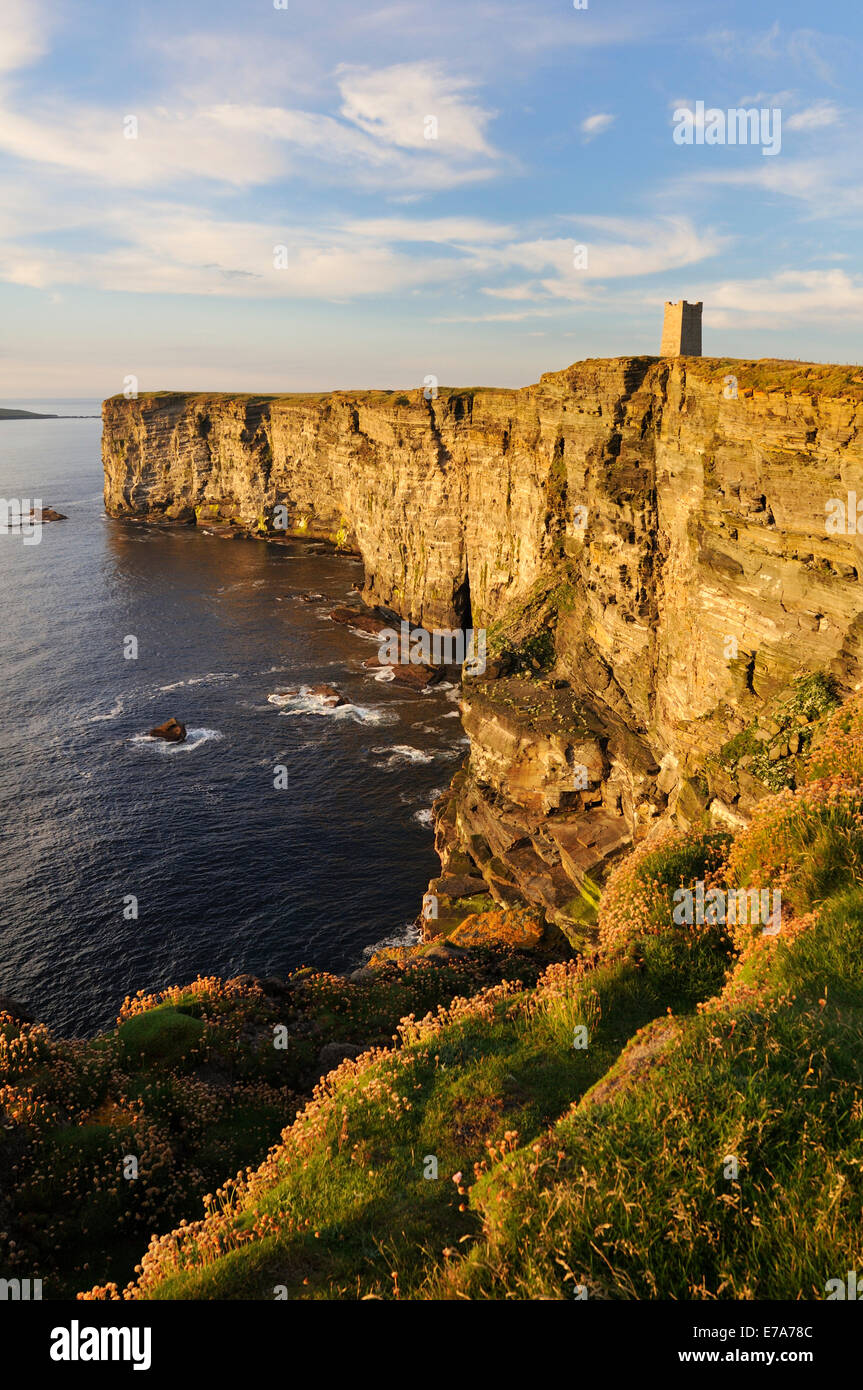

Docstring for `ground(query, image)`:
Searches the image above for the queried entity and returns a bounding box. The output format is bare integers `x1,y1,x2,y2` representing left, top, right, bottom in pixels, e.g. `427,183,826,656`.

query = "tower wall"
660,300,702,356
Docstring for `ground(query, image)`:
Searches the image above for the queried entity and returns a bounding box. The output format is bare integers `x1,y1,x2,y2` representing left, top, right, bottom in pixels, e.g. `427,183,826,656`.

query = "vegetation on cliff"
0,953,554,1297
33,691,857,1300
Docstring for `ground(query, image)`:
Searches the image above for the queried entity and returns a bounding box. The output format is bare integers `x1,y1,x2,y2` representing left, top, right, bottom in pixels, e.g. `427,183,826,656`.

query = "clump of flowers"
597,826,731,958
724,776,863,948
807,687,863,783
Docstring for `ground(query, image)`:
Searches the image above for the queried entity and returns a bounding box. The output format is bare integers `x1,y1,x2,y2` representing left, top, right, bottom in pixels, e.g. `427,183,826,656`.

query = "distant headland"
0,407,99,420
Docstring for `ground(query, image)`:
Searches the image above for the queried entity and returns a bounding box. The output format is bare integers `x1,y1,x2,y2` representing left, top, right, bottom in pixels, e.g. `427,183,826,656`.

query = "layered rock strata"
103,359,863,940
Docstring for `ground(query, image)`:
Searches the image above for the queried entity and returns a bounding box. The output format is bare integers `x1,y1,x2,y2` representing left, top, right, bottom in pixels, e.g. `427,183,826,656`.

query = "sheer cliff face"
103,359,863,717
103,359,863,930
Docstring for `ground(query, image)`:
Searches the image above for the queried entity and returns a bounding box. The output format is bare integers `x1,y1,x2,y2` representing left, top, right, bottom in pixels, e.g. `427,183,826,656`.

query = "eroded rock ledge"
102,357,863,942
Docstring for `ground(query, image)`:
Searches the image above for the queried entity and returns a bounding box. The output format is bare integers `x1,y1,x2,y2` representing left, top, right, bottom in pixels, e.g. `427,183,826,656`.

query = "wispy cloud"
580,112,615,141
0,0,47,75
786,101,841,131
0,61,504,193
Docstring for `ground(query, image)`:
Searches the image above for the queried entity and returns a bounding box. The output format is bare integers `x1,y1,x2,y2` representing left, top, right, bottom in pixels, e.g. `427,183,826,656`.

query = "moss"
484,559,580,676
718,670,841,791
117,1006,206,1067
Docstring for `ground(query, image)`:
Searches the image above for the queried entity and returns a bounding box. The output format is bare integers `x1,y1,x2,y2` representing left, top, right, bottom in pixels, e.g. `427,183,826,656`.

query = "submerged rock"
329,606,388,636
148,717,187,742
274,684,345,707
30,507,67,523
363,653,443,689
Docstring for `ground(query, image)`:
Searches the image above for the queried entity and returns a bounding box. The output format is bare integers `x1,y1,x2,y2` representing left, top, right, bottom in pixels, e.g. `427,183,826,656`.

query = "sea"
0,400,467,1035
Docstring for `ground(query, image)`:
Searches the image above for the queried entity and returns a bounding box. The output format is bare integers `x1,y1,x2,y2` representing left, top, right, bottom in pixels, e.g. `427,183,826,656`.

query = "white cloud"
337,62,496,155
786,101,841,131
479,217,728,301
0,62,503,194
0,0,47,75
707,269,863,325
580,112,615,140
0,201,727,306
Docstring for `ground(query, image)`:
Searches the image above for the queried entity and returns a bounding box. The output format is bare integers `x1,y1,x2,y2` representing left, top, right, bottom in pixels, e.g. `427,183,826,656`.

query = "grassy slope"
0,953,557,1298
85,689,863,1302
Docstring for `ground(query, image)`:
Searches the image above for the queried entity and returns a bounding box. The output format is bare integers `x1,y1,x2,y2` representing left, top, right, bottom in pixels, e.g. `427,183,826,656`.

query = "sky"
0,0,861,396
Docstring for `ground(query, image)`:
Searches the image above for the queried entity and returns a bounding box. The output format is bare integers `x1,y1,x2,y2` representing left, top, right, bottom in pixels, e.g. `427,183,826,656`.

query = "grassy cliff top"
686,356,863,400
102,357,863,410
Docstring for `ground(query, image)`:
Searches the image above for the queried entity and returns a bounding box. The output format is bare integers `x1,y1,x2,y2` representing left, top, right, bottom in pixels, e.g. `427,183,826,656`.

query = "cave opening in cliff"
454,568,472,631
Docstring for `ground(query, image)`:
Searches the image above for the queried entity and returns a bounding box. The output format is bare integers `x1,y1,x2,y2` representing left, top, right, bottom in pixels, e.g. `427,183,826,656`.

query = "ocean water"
0,401,466,1035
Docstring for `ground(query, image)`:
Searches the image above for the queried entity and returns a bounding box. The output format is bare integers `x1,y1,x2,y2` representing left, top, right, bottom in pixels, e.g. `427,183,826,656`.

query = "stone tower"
660,300,702,356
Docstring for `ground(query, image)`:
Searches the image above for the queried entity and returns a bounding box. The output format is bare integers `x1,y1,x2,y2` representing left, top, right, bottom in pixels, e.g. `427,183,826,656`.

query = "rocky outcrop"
149,717,187,743
103,359,863,941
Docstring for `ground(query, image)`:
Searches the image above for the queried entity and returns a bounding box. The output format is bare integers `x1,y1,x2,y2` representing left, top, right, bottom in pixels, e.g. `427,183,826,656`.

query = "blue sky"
1,0,861,395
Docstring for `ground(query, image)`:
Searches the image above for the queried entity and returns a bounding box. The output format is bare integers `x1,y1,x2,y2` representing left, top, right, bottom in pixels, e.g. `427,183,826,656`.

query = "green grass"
0,954,566,1299
109,947,732,1301
117,1005,206,1066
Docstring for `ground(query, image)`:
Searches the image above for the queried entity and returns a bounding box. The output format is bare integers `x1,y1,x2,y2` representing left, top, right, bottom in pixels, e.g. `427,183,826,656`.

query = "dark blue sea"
0,401,465,1035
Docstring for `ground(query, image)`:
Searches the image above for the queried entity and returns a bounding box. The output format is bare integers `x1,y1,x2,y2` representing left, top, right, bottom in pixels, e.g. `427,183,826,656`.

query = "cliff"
102,357,863,939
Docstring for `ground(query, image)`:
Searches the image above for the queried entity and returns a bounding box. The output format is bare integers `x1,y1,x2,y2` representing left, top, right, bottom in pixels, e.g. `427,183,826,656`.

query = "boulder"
329,606,387,636
165,502,196,523
363,653,443,689
308,684,346,706
447,906,545,951
30,507,67,523
148,717,187,742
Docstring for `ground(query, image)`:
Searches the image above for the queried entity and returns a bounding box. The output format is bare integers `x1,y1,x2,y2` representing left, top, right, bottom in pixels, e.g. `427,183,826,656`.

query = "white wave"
187,672,238,687
130,727,224,753
158,672,238,692
267,688,396,725
361,919,422,962
87,698,124,723
400,784,445,806
372,666,396,682
373,744,435,765
413,808,434,828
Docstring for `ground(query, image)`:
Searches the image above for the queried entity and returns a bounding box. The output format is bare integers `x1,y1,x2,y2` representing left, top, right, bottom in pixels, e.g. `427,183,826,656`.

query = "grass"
689,358,863,402
106,954,722,1301
0,953,566,1299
